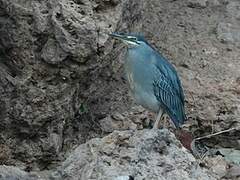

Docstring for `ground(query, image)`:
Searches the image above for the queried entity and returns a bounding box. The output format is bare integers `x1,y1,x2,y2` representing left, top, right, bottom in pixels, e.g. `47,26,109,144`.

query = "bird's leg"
153,108,163,129
163,114,168,128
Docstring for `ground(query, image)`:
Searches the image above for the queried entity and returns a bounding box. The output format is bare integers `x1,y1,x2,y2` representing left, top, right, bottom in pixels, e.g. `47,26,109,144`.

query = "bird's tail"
168,102,186,128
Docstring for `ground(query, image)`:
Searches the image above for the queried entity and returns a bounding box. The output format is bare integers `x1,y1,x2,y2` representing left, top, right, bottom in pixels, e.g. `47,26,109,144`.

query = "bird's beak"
109,32,139,46
109,32,126,41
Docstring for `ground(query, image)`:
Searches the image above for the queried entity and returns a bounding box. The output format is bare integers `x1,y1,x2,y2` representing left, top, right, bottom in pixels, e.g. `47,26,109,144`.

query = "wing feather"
152,66,185,127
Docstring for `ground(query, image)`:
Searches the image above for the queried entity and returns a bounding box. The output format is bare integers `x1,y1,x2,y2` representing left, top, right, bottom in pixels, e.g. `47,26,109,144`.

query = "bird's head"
109,32,146,48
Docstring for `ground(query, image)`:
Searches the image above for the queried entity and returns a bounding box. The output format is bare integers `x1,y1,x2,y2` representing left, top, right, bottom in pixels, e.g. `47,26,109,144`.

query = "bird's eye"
127,36,137,41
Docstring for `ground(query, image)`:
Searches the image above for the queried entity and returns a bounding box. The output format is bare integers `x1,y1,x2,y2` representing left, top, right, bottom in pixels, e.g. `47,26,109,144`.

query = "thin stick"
195,127,239,141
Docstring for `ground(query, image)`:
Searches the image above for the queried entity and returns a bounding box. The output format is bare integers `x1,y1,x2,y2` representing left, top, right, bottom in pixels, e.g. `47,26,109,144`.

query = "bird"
109,32,186,128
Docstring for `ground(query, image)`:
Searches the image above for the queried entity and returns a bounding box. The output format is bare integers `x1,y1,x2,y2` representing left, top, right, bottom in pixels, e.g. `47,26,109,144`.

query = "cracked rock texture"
0,166,37,180
140,0,240,147
0,130,217,180
0,0,141,169
51,129,216,180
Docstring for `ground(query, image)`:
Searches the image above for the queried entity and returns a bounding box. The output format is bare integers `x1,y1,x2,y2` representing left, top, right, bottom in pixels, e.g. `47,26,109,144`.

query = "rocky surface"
51,129,216,180
0,0,142,169
141,0,240,144
0,166,38,180
0,129,217,180
0,0,240,179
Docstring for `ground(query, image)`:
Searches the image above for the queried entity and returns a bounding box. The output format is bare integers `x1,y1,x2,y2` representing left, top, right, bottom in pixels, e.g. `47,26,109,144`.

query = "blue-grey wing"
153,51,185,104
152,66,186,127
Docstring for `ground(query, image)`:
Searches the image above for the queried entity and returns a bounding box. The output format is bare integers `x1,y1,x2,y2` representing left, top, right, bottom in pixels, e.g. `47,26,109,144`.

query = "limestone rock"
186,0,207,8
0,166,38,180
0,0,143,168
52,129,216,180
217,22,240,46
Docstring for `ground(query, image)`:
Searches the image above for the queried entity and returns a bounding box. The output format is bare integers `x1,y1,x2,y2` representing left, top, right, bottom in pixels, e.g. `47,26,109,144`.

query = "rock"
217,22,240,46
99,114,137,133
49,132,63,154
224,164,240,179
208,0,220,6
0,0,143,168
41,37,68,64
0,144,11,164
0,129,217,179
52,129,216,180
0,166,38,180
216,1,240,47
204,156,228,179
186,0,207,8
99,108,149,133
226,1,240,20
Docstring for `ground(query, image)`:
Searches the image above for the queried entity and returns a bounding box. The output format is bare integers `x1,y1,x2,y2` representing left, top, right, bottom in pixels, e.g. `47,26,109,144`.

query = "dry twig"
195,127,239,141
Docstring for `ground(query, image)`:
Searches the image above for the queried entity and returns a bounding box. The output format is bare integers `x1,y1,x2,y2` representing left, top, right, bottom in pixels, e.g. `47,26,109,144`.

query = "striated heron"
109,32,186,128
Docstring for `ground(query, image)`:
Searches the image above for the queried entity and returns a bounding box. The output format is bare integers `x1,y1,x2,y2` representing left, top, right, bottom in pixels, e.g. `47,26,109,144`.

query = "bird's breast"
126,72,135,91
124,55,160,112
